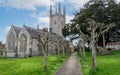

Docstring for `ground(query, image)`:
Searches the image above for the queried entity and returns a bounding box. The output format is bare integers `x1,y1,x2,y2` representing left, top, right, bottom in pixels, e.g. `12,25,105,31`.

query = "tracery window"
8,32,15,51
19,34,27,52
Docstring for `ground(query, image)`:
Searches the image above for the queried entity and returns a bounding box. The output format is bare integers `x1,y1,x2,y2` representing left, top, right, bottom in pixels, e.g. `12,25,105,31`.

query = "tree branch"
101,23,116,34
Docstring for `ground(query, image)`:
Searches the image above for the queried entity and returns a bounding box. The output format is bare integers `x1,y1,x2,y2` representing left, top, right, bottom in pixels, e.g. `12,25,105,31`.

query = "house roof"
106,42,120,45
0,43,5,49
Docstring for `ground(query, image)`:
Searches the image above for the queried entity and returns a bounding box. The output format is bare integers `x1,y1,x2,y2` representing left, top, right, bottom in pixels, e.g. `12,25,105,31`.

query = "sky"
0,0,120,43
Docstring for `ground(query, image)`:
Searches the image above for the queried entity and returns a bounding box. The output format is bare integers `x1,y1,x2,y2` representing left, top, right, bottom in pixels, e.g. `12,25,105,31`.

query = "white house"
106,42,120,50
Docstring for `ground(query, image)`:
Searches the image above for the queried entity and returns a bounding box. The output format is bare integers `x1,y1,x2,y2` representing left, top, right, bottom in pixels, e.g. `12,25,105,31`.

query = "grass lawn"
78,50,120,75
0,54,69,75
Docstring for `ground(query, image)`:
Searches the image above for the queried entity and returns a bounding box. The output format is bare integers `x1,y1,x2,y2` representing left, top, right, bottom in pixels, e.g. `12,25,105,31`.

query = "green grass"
78,50,120,75
0,54,69,75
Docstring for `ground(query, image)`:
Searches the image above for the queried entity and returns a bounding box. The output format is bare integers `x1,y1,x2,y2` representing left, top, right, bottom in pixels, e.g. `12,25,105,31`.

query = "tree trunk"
63,49,65,55
43,46,47,69
91,29,97,69
5,47,7,57
82,41,86,60
57,45,60,61
43,52,47,69
64,43,67,54
15,47,18,58
102,34,107,52
79,46,83,57
92,42,97,69
62,45,65,55
82,45,86,60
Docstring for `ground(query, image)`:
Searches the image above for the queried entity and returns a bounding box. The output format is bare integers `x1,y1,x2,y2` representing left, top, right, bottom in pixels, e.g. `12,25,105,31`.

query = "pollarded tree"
78,39,86,60
86,18,115,69
67,0,120,49
56,36,64,61
56,39,60,61
78,40,83,57
79,27,91,60
38,35,49,69
77,33,88,60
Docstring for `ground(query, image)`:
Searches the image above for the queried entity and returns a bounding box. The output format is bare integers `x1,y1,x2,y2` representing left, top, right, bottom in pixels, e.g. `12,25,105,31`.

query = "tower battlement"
49,2,66,37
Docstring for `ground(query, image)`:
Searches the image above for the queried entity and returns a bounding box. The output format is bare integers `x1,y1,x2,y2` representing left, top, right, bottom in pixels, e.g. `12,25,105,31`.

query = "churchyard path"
55,53,83,75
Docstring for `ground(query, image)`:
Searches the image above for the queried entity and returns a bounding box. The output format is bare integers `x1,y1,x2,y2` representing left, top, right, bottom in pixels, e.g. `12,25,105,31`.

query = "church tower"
49,2,66,37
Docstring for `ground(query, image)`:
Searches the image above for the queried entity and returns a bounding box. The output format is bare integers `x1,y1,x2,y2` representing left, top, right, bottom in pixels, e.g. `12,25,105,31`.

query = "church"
4,3,69,57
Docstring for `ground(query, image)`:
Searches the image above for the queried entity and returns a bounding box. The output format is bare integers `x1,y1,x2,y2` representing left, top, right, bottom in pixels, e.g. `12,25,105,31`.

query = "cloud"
68,0,90,9
0,0,54,11
69,0,120,9
38,10,49,17
29,13,37,18
4,26,11,33
66,15,74,23
37,17,49,25
0,0,66,11
53,0,65,3
30,11,49,28
1,0,120,11
30,11,49,27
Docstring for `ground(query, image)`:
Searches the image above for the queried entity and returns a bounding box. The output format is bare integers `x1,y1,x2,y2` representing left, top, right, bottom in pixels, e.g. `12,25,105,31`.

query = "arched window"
61,21,64,25
19,34,27,52
8,32,15,51
54,20,57,25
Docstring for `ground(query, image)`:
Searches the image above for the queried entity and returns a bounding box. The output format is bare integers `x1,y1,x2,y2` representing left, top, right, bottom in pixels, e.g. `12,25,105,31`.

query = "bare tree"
100,23,116,54
62,41,65,55
78,40,83,57
78,39,86,60
38,35,49,69
56,36,61,61
77,26,90,60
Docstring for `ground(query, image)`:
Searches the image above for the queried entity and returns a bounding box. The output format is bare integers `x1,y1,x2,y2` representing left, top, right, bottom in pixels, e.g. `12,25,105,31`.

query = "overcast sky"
0,0,120,43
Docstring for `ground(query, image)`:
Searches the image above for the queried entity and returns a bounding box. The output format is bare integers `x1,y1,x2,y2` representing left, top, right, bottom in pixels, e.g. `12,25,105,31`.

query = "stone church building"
4,3,68,57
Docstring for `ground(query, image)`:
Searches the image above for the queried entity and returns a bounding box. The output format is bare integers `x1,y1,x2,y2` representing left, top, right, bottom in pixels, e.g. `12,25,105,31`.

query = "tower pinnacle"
63,6,66,16
58,2,61,14
50,4,52,16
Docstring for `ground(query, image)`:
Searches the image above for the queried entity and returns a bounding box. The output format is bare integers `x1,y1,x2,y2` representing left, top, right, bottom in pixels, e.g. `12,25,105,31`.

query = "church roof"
24,26,62,41
11,25,63,42
24,26,43,39
12,26,22,36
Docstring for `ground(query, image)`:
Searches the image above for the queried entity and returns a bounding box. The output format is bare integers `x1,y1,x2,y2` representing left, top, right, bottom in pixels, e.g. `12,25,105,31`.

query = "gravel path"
55,53,83,75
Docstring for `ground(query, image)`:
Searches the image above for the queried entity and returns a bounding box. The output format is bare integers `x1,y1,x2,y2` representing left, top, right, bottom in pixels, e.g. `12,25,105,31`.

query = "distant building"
106,42,120,50
0,42,5,55
4,3,69,57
